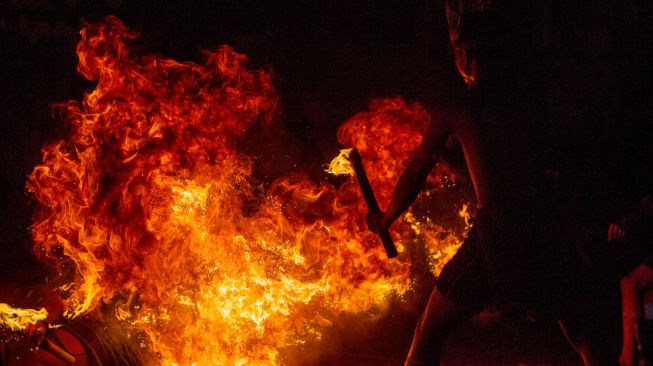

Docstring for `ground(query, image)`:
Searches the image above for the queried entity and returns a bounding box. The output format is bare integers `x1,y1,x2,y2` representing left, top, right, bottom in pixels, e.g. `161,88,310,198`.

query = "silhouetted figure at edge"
368,1,612,365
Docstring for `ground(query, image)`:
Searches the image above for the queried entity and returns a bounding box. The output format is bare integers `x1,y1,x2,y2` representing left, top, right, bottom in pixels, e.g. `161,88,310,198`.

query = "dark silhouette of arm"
369,117,452,232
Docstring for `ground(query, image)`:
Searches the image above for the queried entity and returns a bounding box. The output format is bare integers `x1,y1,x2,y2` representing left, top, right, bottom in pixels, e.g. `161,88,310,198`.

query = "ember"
23,17,468,365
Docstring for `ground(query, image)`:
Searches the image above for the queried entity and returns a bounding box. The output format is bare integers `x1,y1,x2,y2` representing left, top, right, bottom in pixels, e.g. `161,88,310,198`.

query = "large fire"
22,17,469,365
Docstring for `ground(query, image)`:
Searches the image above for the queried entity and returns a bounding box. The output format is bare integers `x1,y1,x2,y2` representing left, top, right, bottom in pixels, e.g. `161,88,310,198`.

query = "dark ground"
1,1,651,365
315,310,582,365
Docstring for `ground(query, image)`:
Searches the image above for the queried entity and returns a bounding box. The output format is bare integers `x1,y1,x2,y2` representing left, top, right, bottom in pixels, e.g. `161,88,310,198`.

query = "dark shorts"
435,206,585,318
435,225,492,314
435,216,561,316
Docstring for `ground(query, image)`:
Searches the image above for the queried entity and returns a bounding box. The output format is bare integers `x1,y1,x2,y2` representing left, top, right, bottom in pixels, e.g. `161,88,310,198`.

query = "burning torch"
327,148,398,258
0,303,77,364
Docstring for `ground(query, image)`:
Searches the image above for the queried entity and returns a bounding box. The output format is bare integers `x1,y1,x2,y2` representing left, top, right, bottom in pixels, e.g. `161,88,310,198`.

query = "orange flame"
26,17,469,365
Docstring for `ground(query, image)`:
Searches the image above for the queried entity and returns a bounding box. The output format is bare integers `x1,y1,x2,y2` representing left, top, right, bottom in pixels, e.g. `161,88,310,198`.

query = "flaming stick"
0,303,48,332
328,149,398,258
348,149,399,258
0,303,77,363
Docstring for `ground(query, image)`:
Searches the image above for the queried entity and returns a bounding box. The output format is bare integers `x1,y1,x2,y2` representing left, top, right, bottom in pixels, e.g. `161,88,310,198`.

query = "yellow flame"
458,203,471,230
325,148,354,176
0,303,48,332
403,213,463,275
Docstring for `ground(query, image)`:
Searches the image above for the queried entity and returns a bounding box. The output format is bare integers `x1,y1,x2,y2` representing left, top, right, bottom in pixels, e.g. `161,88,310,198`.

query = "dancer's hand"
608,223,625,241
24,321,47,345
366,210,387,234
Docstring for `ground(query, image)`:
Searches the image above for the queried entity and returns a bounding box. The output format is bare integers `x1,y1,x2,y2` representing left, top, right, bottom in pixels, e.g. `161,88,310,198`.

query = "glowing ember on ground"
25,16,469,365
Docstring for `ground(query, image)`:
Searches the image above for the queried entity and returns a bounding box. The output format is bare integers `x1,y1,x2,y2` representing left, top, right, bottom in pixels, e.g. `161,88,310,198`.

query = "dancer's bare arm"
368,117,451,233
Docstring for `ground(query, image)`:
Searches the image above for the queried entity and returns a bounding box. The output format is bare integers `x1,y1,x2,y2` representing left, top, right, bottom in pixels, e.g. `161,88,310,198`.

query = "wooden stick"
349,148,398,258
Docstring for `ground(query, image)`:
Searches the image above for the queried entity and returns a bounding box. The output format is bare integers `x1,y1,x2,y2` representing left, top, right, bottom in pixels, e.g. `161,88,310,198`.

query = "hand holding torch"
347,149,398,258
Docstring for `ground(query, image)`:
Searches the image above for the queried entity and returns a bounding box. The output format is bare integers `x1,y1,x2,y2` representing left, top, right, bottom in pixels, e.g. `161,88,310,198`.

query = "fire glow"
23,17,467,365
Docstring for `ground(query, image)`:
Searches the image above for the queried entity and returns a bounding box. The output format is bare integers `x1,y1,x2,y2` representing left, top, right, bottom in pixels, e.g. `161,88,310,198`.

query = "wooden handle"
349,148,398,258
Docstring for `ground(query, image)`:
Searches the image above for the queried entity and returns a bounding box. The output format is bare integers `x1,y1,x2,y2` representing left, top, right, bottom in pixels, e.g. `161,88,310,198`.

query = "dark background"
0,1,651,364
